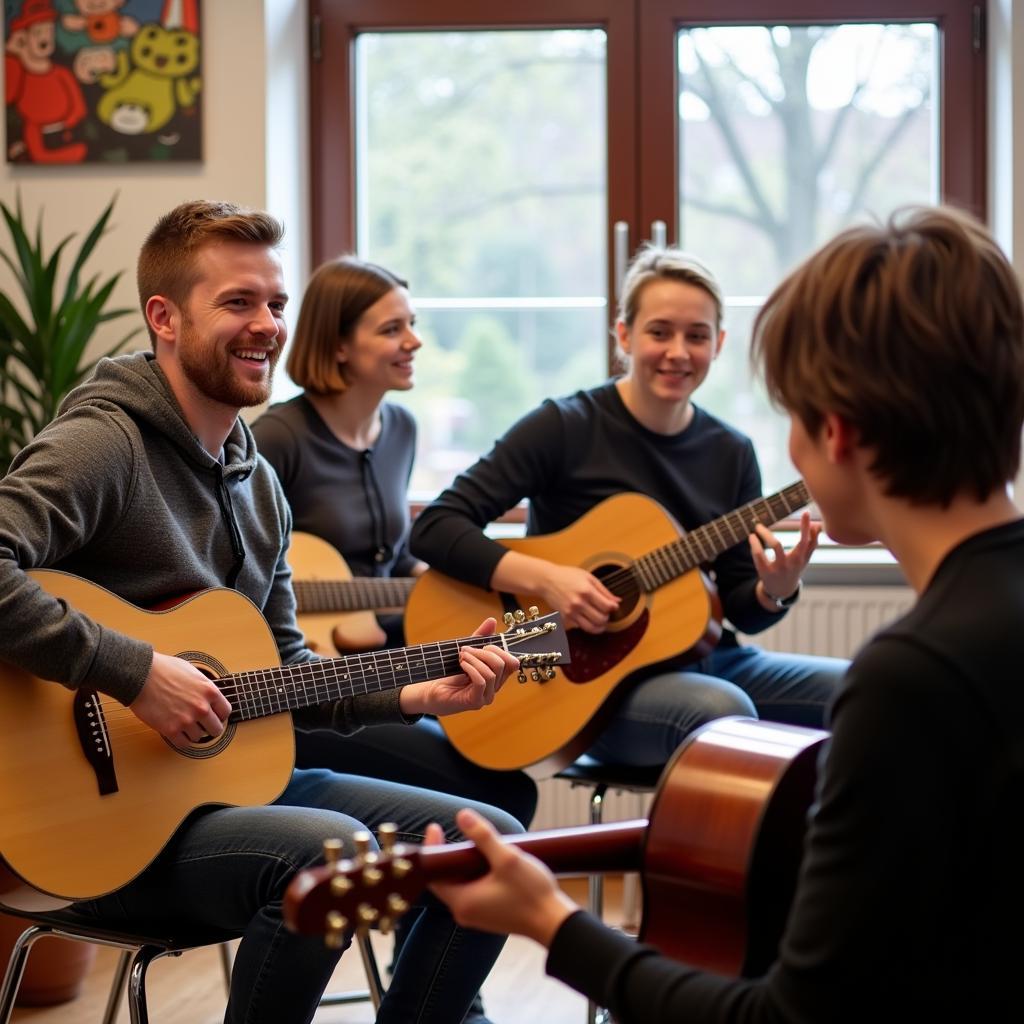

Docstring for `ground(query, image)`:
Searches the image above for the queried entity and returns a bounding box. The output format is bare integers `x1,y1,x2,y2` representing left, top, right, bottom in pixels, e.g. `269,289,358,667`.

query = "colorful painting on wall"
4,0,202,164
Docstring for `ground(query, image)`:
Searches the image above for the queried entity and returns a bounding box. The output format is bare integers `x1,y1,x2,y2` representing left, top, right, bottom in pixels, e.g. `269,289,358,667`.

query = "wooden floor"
9,878,633,1023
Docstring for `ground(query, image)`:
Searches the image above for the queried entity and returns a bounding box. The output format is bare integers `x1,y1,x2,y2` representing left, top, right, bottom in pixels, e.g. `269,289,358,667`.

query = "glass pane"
356,30,608,497
677,23,939,492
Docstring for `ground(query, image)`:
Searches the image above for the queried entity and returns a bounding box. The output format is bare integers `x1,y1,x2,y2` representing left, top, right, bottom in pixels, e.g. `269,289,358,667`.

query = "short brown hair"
137,200,284,345
751,206,1024,505
285,256,407,394
618,245,724,331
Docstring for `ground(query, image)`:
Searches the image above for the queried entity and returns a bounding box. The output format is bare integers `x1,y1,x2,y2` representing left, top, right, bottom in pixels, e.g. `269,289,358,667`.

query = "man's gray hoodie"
0,351,405,731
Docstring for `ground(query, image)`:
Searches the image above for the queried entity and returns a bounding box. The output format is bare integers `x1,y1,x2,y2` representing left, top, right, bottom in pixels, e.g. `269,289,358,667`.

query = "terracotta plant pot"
0,865,97,1006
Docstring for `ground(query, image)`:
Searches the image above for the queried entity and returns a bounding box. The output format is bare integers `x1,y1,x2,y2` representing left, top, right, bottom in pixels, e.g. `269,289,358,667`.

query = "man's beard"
178,318,280,408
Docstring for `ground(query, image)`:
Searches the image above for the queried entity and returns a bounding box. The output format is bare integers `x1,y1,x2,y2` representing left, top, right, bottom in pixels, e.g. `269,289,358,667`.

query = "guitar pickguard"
561,611,649,683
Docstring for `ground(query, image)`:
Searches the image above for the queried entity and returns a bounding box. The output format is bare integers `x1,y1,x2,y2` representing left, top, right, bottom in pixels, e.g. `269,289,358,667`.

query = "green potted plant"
0,194,142,476
0,194,141,1005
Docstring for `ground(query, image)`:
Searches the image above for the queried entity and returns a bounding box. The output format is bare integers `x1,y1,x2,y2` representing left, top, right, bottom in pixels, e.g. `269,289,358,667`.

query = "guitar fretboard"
224,635,480,721
631,481,810,593
292,577,416,613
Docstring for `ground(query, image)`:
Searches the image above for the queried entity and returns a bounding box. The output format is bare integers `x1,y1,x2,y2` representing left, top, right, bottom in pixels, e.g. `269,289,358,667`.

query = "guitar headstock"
284,825,428,944
499,607,571,681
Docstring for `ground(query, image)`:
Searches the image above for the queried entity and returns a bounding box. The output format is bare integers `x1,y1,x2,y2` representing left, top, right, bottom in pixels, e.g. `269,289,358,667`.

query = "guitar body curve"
288,532,386,654
405,493,721,776
641,717,826,975
0,571,293,902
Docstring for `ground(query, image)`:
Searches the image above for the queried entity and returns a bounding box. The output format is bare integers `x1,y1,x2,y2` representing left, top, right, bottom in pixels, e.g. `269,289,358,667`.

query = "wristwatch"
765,580,802,611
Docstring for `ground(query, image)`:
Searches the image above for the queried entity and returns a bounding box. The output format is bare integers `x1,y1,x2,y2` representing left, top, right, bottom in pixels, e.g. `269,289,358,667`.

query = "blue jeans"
585,642,848,766
73,769,523,1024
295,717,539,828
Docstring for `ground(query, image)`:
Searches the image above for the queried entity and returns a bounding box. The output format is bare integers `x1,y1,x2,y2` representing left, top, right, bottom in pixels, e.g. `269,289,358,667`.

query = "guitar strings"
95,630,555,737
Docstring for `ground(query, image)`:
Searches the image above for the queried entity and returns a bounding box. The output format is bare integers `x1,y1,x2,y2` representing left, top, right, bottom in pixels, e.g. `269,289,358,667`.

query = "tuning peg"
545,668,557,680
362,866,384,887
357,903,379,927
353,830,372,861
514,609,526,623
378,822,398,854
530,669,541,682
503,612,515,628
388,893,410,915
391,857,413,878
330,874,353,898
517,670,527,683
527,605,540,619
325,910,348,949
323,837,343,865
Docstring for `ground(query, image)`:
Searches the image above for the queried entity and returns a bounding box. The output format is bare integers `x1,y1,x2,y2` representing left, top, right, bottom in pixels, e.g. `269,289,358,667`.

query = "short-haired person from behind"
425,206,1024,1022
0,199,523,1024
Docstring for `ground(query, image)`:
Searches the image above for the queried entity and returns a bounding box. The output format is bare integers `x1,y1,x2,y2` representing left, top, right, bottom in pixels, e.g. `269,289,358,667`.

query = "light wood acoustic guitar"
0,571,568,905
288,532,416,655
285,716,828,978
404,482,810,777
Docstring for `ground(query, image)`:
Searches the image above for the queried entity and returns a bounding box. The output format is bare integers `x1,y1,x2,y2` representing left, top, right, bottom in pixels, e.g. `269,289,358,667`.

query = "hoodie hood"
58,351,259,479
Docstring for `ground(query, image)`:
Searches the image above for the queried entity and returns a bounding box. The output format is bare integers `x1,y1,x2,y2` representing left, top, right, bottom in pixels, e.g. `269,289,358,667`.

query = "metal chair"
555,755,662,1024
0,905,384,1023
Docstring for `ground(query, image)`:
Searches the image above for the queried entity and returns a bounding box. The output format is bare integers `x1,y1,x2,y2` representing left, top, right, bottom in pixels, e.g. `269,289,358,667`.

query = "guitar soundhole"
592,562,640,623
162,652,236,760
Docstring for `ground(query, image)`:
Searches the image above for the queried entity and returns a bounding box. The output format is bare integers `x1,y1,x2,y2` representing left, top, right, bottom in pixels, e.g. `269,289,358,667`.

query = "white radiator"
532,584,915,830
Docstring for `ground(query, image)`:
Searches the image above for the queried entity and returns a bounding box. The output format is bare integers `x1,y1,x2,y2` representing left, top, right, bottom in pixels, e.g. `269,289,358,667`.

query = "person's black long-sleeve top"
545,519,1024,1022
410,382,783,636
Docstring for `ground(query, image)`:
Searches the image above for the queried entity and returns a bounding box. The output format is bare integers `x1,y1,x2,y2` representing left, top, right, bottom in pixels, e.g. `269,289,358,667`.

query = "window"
307,0,985,497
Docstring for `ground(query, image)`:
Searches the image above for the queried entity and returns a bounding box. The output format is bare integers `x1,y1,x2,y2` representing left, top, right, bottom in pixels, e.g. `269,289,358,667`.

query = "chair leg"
356,931,386,1012
0,924,48,1024
126,945,173,1024
585,784,608,1024
317,930,386,1009
101,949,133,1024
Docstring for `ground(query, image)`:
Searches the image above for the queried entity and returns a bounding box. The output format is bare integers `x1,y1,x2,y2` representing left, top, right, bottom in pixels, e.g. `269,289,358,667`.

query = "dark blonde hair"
618,244,725,331
137,200,283,346
285,256,408,394
751,206,1024,505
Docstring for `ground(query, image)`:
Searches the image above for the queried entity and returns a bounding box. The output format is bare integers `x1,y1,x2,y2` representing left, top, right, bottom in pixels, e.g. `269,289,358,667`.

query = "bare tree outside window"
678,24,938,489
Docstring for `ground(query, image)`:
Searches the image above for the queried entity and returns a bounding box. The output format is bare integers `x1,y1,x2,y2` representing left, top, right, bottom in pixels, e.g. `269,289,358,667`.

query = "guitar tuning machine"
503,612,515,627
517,670,527,684
323,837,343,865
514,609,526,623
527,605,540,619
325,910,349,949
377,822,398,854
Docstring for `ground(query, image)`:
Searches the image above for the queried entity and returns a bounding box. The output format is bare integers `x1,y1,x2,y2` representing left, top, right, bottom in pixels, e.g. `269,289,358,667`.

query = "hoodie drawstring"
215,465,246,589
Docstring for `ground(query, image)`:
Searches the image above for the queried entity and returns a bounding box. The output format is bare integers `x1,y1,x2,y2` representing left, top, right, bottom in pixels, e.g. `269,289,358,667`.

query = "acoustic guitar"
285,716,828,979
288,532,416,654
0,571,568,905
405,482,810,776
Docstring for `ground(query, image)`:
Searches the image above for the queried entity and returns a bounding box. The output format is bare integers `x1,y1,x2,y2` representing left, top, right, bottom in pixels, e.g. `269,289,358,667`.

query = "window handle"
613,220,629,303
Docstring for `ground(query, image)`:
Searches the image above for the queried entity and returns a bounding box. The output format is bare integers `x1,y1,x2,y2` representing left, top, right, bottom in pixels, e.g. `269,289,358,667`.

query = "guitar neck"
224,634,487,722
633,481,810,593
416,819,647,880
292,577,416,614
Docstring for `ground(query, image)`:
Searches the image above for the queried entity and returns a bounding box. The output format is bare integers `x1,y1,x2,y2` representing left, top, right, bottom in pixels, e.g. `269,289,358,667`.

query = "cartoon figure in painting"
61,0,138,45
95,21,199,135
4,0,87,162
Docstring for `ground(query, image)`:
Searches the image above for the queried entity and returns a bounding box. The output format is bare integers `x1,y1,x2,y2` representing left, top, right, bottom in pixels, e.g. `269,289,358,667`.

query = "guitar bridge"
73,688,119,796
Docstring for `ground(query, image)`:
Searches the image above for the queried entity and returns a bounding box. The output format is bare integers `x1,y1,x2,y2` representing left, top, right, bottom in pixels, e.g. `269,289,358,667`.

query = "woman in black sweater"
411,246,847,767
